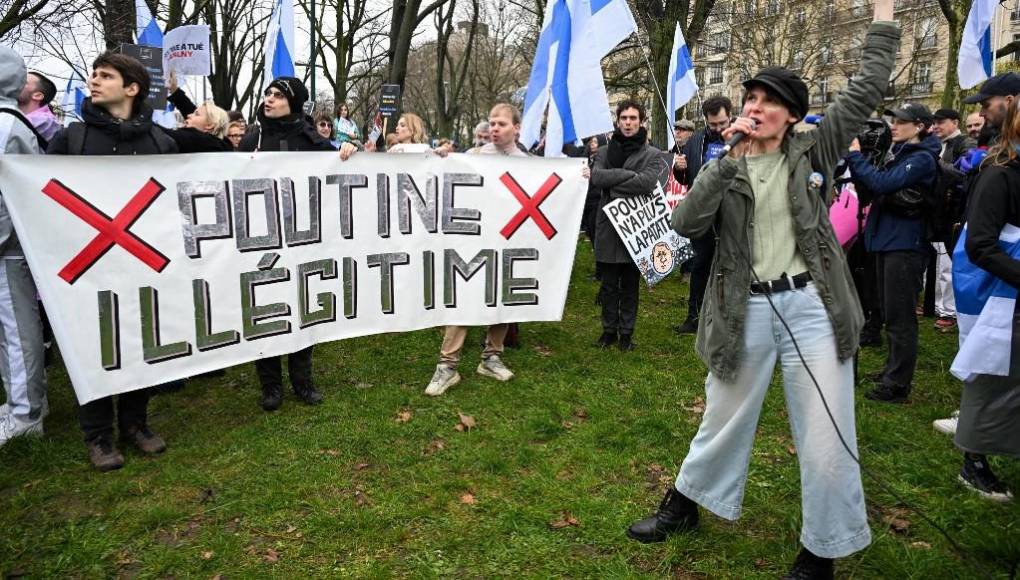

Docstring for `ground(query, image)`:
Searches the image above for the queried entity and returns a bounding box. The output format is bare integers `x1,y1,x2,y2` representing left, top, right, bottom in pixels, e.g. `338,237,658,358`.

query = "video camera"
854,118,892,166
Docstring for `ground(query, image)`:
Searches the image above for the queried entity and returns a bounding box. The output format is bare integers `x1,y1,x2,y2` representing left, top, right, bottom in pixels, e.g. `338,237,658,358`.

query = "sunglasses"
263,88,286,99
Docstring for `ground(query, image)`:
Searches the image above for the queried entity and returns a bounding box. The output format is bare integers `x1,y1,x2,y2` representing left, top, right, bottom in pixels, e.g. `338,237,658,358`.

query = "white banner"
163,25,211,76
0,152,586,403
602,152,693,287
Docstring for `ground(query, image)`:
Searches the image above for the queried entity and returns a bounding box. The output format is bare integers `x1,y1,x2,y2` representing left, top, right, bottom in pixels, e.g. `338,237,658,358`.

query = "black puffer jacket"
238,109,335,152
48,99,178,155
160,126,233,152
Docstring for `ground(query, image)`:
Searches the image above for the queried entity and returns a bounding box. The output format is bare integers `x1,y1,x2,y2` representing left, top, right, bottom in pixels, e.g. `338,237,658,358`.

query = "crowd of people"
1,2,1018,572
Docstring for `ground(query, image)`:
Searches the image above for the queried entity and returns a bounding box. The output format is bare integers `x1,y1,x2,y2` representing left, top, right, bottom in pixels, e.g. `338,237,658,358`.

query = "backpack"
0,108,47,151
882,152,963,242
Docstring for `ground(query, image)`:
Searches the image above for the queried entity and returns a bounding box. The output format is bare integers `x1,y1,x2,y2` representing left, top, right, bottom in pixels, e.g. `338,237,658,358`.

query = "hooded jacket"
670,21,900,382
847,133,940,253
48,99,178,156
238,108,335,153
0,46,45,258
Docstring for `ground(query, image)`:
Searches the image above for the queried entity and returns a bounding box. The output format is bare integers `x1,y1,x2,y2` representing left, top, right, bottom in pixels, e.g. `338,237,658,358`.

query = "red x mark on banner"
499,172,562,240
42,178,170,285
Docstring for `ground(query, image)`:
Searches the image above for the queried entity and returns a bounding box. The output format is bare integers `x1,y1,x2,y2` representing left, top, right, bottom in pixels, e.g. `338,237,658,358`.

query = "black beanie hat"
742,67,810,120
267,76,309,114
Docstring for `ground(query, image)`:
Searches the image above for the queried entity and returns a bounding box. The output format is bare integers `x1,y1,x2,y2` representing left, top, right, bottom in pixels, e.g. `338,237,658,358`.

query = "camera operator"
846,103,940,404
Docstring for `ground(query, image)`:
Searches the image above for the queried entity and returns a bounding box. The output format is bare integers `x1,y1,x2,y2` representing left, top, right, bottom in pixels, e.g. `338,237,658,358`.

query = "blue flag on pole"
61,73,88,126
521,0,613,157
665,23,699,151
135,0,164,47
588,0,638,58
264,0,296,82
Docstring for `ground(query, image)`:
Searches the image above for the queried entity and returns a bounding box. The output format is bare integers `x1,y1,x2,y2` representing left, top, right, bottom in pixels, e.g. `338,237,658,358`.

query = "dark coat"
238,109,335,153
847,134,940,253
671,21,900,381
941,132,976,164
590,141,664,264
966,162,1020,289
48,99,178,156
159,126,233,153
679,128,725,186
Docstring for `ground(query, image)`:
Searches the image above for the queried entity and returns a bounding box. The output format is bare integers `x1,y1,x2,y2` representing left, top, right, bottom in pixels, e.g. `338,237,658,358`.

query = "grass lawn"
1,239,1018,579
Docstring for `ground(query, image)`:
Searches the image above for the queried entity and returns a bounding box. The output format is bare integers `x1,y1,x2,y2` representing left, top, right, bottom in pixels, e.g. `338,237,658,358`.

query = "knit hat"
742,67,809,120
267,77,309,114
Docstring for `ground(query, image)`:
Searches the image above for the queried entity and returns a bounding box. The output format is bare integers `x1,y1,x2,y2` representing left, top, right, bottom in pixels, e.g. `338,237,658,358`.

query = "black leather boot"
626,487,699,543
261,383,282,411
618,333,636,351
782,547,833,580
596,331,617,348
293,382,323,405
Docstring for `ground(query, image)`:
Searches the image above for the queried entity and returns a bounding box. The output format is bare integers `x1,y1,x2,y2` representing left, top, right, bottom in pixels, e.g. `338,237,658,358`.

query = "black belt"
750,272,812,295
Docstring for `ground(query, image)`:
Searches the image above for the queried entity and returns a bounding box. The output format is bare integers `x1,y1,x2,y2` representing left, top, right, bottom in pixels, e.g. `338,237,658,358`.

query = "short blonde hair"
398,113,428,144
489,103,521,125
198,101,230,139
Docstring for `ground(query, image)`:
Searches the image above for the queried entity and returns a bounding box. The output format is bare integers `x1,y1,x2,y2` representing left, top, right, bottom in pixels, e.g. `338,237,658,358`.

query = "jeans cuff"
801,527,872,559
675,476,742,521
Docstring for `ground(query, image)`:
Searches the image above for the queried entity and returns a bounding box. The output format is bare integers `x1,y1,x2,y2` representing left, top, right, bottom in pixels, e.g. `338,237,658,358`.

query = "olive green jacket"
670,21,901,381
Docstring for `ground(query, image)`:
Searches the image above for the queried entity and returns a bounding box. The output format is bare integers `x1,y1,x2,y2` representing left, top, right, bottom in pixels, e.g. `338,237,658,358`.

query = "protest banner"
0,153,586,403
601,151,693,287
379,84,401,119
163,25,212,76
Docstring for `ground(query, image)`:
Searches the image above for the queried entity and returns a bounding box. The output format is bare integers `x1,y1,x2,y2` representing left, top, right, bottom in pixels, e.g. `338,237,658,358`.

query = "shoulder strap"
0,108,47,151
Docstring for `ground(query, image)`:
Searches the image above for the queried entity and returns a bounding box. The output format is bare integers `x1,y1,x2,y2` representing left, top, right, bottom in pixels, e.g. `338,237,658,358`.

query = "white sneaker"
0,413,43,447
933,410,960,436
477,355,514,382
425,364,461,397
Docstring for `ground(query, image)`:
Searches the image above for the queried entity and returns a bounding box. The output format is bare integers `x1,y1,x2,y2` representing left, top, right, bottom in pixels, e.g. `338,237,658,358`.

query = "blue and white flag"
521,0,614,158
951,223,1020,381
958,0,997,89
263,0,296,82
665,23,698,151
60,73,88,126
135,0,164,48
588,0,638,58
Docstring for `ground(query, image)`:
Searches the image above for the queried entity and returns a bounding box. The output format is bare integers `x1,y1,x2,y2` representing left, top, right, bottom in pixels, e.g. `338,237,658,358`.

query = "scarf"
607,127,647,168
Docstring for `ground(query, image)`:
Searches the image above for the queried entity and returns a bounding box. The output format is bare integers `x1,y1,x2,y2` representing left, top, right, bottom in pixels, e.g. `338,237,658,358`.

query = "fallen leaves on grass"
460,492,477,505
786,445,798,456
198,488,216,503
533,343,553,357
910,541,932,549
354,488,371,507
263,548,280,563
424,439,446,455
684,398,705,414
355,462,371,471
395,408,413,423
882,507,912,534
455,413,476,431
549,512,581,529
319,449,340,457
201,550,214,560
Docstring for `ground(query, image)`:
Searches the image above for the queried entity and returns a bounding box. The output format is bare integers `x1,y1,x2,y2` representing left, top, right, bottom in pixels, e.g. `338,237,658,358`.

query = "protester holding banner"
588,99,662,352
950,99,1020,502
0,47,49,448
673,96,731,336
846,103,940,404
237,76,332,412
630,6,899,576
47,52,178,470
388,113,430,153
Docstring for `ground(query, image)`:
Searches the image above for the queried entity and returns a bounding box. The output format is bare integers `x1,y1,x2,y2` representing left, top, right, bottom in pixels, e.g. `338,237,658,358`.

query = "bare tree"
0,0,54,39
431,0,479,137
386,0,453,88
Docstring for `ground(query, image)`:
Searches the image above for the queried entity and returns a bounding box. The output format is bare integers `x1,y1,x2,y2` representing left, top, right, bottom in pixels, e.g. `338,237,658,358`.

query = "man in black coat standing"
239,76,334,412
673,96,731,335
48,52,178,471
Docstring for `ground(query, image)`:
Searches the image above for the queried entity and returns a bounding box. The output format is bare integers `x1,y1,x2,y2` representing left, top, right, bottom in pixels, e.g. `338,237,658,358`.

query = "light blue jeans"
675,283,871,558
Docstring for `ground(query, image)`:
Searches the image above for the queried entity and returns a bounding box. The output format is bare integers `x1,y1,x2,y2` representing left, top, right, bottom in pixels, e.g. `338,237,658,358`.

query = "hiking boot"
0,412,43,447
425,364,461,397
934,316,957,333
959,455,1014,502
618,333,636,352
596,331,617,348
782,547,834,580
261,383,283,411
477,356,514,382
87,436,125,472
865,383,909,403
672,318,699,335
626,486,699,543
121,424,167,455
293,382,324,405
933,410,959,436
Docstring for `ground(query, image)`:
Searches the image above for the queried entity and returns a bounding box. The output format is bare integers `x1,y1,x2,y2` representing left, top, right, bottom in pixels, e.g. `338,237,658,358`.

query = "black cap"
267,76,309,113
883,103,933,126
742,67,809,120
963,72,1020,104
933,108,960,121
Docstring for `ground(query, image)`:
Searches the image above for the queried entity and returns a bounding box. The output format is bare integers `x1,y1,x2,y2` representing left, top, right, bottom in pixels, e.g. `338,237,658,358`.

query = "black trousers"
876,250,926,389
255,346,314,389
685,233,716,321
849,239,882,337
79,389,151,443
598,262,640,334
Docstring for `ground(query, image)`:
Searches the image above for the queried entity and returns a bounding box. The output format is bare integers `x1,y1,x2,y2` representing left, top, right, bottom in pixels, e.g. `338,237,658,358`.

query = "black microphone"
721,121,757,154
